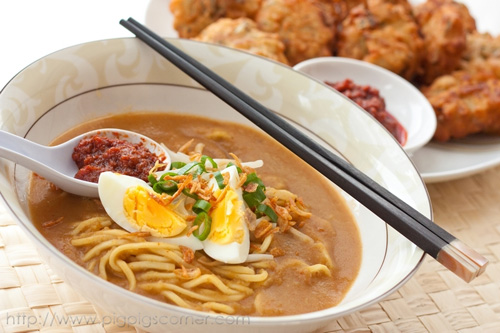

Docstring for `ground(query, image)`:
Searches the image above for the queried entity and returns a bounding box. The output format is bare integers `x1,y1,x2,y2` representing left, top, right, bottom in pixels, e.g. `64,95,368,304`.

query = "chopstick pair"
119,17,488,282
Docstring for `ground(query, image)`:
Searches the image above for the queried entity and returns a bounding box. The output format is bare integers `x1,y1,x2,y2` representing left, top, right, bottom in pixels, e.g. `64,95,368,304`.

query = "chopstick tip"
437,241,488,283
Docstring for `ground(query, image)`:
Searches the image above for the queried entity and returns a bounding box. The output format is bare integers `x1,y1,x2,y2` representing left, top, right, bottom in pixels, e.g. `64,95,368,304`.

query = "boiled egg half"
98,171,202,250
202,165,250,264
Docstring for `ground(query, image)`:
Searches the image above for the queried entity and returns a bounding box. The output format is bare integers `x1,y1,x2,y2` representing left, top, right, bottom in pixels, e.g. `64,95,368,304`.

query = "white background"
1,0,499,93
0,1,152,89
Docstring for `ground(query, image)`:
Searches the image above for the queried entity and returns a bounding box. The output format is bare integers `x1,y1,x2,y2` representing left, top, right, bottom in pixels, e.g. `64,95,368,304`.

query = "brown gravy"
28,112,362,316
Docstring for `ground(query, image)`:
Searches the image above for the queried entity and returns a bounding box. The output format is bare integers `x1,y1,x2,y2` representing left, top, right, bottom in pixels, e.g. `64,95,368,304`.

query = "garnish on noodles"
96,142,311,265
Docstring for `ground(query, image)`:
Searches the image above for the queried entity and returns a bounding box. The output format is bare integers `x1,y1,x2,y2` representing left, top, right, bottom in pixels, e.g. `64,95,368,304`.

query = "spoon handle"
0,130,53,164
0,130,74,180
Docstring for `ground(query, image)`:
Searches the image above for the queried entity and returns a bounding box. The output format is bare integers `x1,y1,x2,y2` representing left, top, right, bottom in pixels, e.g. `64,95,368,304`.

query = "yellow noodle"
141,281,246,302
99,251,112,280
108,243,179,271
235,269,268,282
226,282,253,295
71,234,118,246
71,216,112,235
161,251,187,266
306,264,331,277
256,234,273,253
115,242,180,254
212,265,255,275
71,218,274,314
143,282,218,302
137,271,178,281
314,242,334,269
173,267,202,280
195,288,247,302
116,259,136,290
288,227,314,243
250,260,276,269
83,239,128,261
149,247,186,265
196,255,224,267
181,275,239,295
161,290,192,309
128,261,176,272
288,227,334,269
87,258,97,272
213,267,268,282
97,229,129,236
202,302,235,314
133,254,170,262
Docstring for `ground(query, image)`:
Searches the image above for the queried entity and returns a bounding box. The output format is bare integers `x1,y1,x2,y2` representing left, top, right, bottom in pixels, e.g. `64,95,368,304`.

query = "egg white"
202,166,250,264
97,171,203,250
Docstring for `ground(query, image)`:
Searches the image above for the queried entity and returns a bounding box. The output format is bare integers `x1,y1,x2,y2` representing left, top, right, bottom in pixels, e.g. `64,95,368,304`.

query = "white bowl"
0,38,430,333
293,57,437,155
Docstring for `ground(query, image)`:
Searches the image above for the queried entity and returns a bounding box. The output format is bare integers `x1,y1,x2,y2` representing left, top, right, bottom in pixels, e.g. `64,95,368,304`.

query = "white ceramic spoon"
0,128,171,197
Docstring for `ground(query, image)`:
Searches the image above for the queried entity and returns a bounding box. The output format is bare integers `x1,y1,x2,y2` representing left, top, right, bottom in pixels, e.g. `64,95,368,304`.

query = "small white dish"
293,57,437,155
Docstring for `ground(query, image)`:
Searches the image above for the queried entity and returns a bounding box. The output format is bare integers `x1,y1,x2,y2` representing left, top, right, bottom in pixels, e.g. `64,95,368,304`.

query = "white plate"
408,0,500,182
145,0,500,183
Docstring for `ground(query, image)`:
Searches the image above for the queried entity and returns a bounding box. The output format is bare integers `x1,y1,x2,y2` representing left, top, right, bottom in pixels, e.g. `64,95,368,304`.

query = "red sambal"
326,79,408,146
72,135,162,183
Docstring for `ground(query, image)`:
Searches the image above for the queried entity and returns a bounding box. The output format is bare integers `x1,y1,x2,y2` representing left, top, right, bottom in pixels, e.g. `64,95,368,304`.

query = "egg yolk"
123,186,187,237
208,187,245,244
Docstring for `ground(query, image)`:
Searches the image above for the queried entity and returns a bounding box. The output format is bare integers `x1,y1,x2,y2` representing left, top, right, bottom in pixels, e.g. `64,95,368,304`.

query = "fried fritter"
422,61,500,142
462,32,500,64
336,0,423,81
194,18,289,64
414,0,477,85
255,0,336,66
170,0,262,38
327,0,365,22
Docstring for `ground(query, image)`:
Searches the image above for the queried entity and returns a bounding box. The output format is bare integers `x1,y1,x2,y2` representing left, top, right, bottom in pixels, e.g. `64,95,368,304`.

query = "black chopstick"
119,17,488,282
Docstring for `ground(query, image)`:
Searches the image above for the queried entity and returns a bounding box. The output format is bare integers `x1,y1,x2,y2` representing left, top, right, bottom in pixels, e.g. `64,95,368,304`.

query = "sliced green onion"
226,162,242,173
256,204,278,223
201,155,218,169
192,212,212,241
244,172,264,187
193,199,211,214
243,186,267,209
214,171,225,189
153,180,178,195
182,188,200,200
148,174,157,185
175,161,202,175
171,161,186,169
159,172,180,180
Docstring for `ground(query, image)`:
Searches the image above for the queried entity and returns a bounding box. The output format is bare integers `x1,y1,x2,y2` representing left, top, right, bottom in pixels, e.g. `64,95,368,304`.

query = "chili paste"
326,79,408,145
72,135,162,183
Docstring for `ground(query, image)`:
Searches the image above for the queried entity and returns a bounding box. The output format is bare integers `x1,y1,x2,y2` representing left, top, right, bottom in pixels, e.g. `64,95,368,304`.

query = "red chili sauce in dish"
72,135,162,183
326,79,408,146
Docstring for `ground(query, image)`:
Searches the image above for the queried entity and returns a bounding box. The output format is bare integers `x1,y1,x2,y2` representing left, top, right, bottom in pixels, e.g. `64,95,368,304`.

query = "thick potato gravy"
29,112,362,316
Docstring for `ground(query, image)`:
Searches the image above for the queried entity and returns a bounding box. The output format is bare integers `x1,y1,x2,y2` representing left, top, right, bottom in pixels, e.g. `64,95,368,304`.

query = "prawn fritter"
170,0,262,38
414,0,477,85
327,0,365,23
422,64,500,142
462,32,500,64
255,0,336,66
194,18,289,65
336,0,423,81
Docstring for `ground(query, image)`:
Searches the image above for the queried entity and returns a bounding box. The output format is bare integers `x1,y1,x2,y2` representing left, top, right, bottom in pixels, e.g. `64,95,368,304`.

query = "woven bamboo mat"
1,167,500,333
